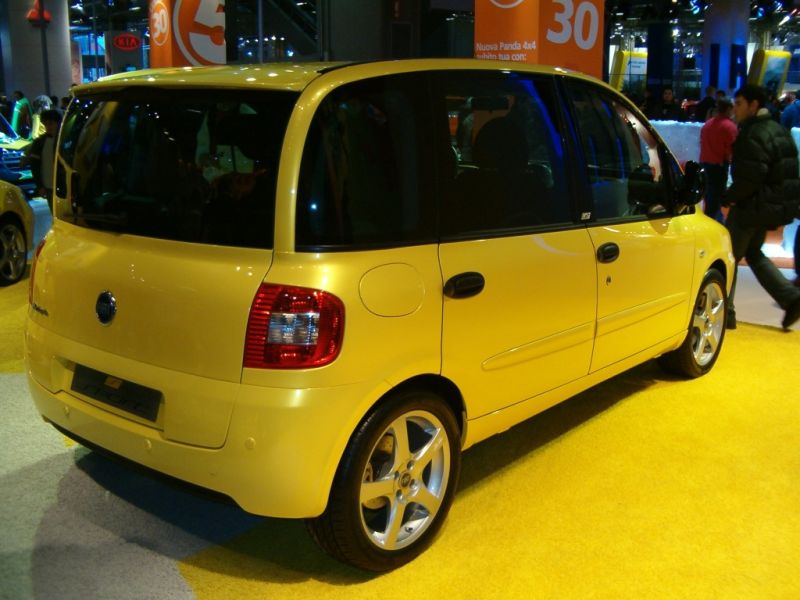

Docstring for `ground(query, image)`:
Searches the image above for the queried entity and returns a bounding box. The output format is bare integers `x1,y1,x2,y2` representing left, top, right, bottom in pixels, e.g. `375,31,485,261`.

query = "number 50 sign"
475,0,604,78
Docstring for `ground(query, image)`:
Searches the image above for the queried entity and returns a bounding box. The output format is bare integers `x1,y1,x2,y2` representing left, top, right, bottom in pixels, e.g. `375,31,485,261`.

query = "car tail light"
244,284,344,369
28,237,46,306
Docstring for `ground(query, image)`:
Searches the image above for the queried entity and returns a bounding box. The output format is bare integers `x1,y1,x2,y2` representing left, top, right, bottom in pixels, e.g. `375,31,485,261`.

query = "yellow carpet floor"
178,325,800,600
2,279,799,599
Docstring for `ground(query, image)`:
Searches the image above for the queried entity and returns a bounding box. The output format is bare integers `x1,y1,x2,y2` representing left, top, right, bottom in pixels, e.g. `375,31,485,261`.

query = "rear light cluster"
244,284,345,369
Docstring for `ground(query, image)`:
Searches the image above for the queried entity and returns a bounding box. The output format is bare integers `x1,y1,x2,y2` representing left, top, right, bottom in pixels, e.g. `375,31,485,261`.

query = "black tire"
306,389,461,572
658,268,727,378
0,215,27,287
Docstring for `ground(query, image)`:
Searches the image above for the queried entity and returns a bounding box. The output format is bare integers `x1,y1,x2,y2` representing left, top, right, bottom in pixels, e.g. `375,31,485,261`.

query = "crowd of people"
633,83,800,125
1,89,67,210
684,84,800,330
627,82,800,328
0,90,69,134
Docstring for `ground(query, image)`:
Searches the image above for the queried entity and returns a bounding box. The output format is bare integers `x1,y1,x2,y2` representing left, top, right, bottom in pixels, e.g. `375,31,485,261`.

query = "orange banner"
149,0,226,68
474,0,604,79
475,0,540,63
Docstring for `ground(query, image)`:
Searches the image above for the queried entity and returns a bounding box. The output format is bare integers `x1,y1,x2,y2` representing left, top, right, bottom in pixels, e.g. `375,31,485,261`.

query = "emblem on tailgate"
95,291,117,325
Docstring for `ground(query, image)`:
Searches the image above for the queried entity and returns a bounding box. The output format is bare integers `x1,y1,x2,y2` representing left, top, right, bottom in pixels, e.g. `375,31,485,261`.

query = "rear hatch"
29,88,298,446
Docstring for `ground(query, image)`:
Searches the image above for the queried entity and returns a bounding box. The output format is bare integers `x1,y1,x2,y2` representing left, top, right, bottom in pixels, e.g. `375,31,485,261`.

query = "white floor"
734,265,799,330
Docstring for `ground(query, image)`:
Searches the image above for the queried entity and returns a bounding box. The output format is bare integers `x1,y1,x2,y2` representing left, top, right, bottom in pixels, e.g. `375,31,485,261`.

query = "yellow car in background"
25,59,734,571
0,179,33,286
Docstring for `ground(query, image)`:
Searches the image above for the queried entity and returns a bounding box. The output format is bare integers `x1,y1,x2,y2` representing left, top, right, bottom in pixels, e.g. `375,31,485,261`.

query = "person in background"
694,85,717,122
27,109,62,211
650,86,685,121
639,88,658,117
699,98,737,223
780,91,800,129
723,84,800,330
10,90,32,138
764,92,782,122
0,94,10,121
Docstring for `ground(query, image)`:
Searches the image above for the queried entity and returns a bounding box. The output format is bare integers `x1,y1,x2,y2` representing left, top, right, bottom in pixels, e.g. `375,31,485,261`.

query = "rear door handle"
596,242,620,263
444,272,485,299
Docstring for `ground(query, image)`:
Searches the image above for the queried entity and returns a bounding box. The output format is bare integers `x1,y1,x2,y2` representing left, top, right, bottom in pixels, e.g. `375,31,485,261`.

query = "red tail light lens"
28,237,47,306
244,284,345,369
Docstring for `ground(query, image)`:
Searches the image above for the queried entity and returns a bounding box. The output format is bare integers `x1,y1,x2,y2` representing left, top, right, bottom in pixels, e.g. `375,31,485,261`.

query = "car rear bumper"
25,322,390,518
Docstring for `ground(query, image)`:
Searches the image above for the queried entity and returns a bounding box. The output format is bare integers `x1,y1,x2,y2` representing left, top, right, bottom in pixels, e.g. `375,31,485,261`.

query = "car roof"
73,62,342,94
72,59,603,95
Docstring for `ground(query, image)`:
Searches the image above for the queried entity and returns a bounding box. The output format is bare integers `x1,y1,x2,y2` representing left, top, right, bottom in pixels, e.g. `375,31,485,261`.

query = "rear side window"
296,73,436,250
438,71,572,236
565,82,672,221
57,89,297,248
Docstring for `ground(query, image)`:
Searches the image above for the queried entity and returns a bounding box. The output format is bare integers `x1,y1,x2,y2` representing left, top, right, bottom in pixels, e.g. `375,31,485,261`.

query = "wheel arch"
0,210,27,243
384,374,466,443
308,372,466,570
708,258,729,286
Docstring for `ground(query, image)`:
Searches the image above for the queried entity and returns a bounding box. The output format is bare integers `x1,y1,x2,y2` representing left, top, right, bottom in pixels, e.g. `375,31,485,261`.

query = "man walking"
724,84,800,330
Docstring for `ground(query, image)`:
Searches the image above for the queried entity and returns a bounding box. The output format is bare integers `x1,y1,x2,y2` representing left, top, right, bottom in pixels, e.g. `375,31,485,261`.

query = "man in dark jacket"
724,84,800,330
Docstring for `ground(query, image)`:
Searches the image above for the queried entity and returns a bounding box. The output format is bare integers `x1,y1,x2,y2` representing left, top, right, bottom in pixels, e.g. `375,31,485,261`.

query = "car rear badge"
95,291,117,325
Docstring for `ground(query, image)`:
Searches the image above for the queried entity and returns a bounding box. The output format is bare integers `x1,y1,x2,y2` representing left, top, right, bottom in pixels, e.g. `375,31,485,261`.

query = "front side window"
566,82,671,221
439,71,572,236
57,89,297,248
296,73,435,250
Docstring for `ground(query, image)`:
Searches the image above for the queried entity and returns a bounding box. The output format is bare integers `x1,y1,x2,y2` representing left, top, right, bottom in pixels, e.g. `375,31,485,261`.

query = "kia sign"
149,0,226,68
113,33,142,52
105,30,143,73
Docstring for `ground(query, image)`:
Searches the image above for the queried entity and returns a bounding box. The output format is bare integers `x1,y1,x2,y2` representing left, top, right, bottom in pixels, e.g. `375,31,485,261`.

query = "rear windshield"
56,89,297,248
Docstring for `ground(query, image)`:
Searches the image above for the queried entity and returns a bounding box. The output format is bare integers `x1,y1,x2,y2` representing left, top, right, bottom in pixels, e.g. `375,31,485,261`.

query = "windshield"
56,89,298,249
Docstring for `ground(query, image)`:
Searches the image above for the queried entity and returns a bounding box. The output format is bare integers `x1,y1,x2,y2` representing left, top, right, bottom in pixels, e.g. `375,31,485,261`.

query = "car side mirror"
676,160,704,206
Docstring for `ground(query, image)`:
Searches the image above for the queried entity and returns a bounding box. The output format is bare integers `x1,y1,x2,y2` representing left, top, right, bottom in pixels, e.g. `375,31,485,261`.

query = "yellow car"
25,59,734,571
0,178,33,285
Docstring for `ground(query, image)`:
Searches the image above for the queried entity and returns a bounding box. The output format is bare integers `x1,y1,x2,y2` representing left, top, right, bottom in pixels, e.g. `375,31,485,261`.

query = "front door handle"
444,272,485,299
597,242,620,263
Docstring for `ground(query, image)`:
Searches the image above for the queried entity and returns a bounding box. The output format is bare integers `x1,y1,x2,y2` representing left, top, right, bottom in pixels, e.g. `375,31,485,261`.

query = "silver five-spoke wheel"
307,390,461,572
359,410,450,550
690,277,725,367
659,268,728,378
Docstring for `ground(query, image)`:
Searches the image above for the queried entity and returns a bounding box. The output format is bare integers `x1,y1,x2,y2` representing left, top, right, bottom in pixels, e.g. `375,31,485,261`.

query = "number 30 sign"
475,0,604,79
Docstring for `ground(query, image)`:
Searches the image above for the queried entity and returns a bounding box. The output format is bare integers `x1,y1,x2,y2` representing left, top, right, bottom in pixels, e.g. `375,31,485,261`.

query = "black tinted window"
439,71,571,235
58,90,297,248
566,83,671,220
296,74,435,250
